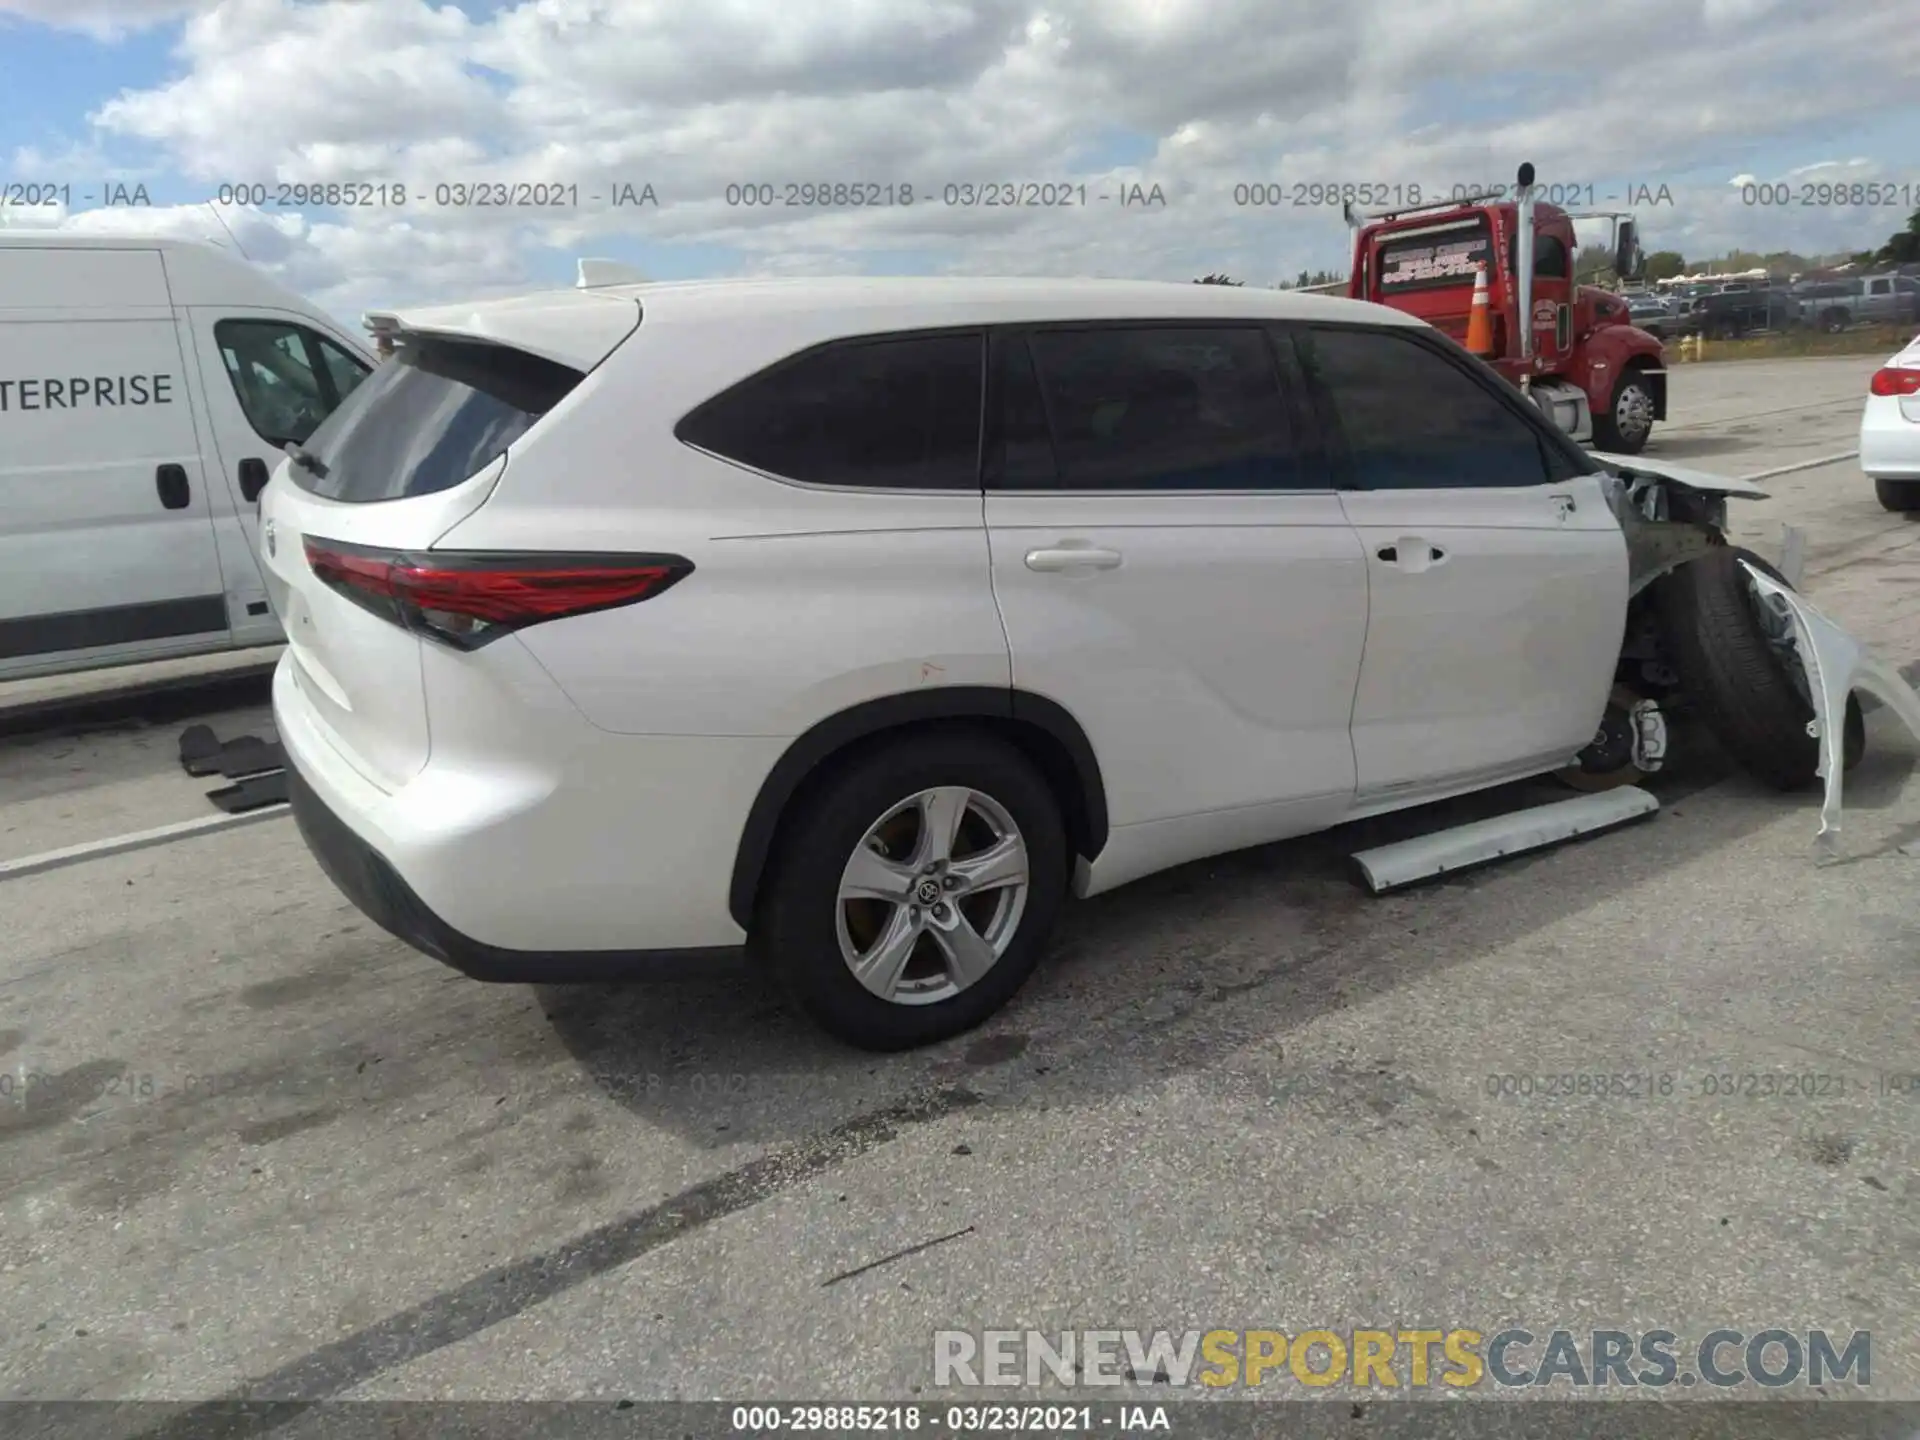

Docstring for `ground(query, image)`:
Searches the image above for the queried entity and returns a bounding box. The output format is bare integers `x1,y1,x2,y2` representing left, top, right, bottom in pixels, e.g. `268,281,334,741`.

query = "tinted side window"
1534,233,1570,278
216,320,333,445
315,334,371,407
1298,328,1551,490
677,333,983,488
1011,326,1301,490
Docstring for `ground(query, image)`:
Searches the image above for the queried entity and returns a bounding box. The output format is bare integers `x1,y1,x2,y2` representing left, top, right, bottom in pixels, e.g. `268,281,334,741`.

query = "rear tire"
756,730,1067,1051
1875,478,1920,513
1653,547,1864,791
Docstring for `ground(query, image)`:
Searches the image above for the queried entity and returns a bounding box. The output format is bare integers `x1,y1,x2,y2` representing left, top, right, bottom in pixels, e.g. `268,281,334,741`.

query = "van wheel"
756,731,1067,1051
1654,547,1864,791
1594,369,1656,454
1875,478,1920,513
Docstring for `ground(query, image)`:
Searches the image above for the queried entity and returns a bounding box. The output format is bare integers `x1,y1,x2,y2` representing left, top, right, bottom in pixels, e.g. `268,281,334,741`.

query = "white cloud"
7,0,1915,313
0,0,207,36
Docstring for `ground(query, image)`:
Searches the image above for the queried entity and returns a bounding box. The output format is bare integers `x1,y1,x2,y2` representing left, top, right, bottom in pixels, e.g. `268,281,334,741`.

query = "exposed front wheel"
1875,477,1920,513
1593,370,1656,454
1654,547,1864,791
756,732,1068,1051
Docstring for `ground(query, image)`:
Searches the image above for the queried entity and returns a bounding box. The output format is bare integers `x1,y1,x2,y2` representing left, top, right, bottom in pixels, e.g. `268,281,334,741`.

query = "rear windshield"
1373,217,1493,296
292,337,584,502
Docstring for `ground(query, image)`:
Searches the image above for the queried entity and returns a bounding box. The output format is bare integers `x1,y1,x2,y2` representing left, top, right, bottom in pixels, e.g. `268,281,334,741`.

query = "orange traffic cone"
1464,263,1494,356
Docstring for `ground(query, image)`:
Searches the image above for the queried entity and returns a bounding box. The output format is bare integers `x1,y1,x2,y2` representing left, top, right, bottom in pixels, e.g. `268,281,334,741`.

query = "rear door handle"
155,463,191,510
238,457,270,503
1375,539,1446,572
1025,545,1122,573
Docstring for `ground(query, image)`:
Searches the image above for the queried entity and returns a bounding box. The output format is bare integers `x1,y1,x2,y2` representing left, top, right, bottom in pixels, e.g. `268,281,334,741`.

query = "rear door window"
1296,326,1561,489
675,332,985,489
293,337,583,502
998,325,1305,490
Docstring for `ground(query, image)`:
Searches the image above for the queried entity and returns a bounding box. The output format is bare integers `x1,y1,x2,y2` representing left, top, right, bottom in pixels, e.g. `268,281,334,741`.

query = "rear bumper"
285,752,745,982
1861,396,1920,479
273,647,765,982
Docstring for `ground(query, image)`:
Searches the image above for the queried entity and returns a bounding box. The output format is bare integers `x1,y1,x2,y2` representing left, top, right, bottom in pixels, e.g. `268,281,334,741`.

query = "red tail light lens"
1869,366,1920,397
303,539,692,649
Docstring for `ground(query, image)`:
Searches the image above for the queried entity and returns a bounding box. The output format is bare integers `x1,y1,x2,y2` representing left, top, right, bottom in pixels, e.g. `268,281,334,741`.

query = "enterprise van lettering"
0,374,173,411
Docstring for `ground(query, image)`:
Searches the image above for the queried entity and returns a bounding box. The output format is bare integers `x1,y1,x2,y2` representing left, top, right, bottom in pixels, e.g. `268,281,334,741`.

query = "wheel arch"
727,687,1109,931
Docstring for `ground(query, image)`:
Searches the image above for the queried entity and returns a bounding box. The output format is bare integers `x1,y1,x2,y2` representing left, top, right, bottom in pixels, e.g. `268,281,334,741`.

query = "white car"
267,276,1871,1051
1861,333,1920,512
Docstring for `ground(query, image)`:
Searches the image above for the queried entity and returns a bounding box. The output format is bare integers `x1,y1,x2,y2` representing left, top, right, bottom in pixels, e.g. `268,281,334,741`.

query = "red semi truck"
1341,163,1667,454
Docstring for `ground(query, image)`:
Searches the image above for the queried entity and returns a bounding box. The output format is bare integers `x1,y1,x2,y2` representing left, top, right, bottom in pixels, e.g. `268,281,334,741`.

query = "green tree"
1873,206,1920,266
1194,273,1243,285
1644,250,1687,282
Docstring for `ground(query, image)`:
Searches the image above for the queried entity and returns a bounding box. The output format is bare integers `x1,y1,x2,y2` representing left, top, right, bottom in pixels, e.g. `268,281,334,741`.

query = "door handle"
1025,545,1122,573
1375,539,1446,572
1548,491,1577,519
155,464,191,510
238,457,270,503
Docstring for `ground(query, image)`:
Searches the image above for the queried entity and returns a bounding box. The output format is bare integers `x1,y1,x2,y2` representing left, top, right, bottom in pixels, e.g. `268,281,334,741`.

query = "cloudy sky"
2,0,1916,329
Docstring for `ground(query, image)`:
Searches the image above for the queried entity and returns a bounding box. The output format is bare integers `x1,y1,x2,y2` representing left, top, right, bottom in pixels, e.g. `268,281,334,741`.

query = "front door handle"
238,457,270,503
1375,539,1447,573
155,463,191,510
1025,545,1122,573
1548,491,1577,519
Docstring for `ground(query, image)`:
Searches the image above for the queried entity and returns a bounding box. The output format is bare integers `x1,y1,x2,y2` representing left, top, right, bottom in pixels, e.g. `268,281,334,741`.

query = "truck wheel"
1594,369,1656,453
1820,309,1848,333
1875,478,1920,512
1654,547,1864,791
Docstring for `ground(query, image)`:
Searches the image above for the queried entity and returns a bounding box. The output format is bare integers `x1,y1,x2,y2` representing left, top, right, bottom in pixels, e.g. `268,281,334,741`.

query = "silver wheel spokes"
1619,384,1653,437
836,786,1030,1006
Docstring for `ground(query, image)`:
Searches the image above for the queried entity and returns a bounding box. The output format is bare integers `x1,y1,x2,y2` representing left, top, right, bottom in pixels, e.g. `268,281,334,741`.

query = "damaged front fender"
1592,453,1768,596
1739,562,1920,850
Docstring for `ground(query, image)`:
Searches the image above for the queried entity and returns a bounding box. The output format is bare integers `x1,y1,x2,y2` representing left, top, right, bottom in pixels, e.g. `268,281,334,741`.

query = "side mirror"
1614,220,1645,281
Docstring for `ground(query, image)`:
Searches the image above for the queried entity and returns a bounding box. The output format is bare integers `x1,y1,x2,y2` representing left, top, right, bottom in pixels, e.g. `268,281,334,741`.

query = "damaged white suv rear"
264,277,1920,1052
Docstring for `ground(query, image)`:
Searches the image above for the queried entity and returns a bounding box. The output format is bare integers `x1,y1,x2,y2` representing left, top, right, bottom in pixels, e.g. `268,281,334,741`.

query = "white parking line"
0,805,291,884
1741,450,1861,481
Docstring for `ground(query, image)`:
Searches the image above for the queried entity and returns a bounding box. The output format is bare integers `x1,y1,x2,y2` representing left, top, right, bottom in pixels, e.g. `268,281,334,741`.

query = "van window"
675,332,985,489
1001,326,1302,490
1298,327,1554,489
292,337,583,503
215,320,371,446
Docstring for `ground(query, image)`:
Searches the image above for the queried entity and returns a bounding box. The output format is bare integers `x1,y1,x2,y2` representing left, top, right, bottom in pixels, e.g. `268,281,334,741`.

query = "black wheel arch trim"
727,686,1109,931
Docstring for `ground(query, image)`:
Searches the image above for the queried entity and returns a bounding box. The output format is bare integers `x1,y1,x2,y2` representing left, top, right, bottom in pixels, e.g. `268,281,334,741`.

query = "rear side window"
1298,327,1553,489
1002,326,1302,490
294,338,583,502
676,332,984,488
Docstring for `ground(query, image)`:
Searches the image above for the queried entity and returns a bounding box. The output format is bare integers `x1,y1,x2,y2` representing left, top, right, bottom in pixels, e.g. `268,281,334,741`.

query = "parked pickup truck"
1795,275,1920,332
1687,285,1800,338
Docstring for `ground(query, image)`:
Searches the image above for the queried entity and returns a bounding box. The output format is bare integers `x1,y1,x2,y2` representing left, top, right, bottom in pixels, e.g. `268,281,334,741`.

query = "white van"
0,234,376,680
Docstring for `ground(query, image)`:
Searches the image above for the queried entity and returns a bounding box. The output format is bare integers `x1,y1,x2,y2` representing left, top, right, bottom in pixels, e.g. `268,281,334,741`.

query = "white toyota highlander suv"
264,276,1866,1051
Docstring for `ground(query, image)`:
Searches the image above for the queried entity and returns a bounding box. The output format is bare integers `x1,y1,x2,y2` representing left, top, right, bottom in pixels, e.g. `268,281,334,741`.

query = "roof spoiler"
576,258,648,289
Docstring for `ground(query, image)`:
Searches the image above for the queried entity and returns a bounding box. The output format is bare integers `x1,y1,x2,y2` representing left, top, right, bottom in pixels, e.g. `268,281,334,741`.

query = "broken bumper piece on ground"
1739,561,1920,851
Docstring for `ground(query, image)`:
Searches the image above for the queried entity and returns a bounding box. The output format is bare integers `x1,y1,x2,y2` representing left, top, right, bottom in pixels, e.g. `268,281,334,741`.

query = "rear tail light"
1869,366,1920,397
303,539,692,650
